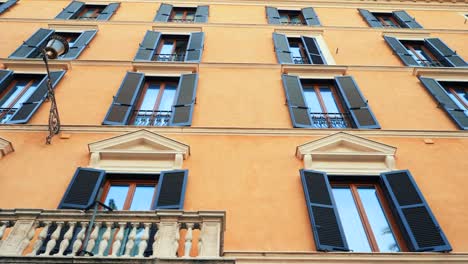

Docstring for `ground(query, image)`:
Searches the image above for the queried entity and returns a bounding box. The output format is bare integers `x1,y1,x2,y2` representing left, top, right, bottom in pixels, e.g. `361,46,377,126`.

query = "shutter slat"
194,5,209,23
393,11,423,29
266,6,280,24
61,30,97,59
154,3,172,22
301,36,325,64
302,7,321,26
9,28,55,59
0,70,14,95
96,3,119,21
273,33,293,64
281,74,312,128
134,31,161,61
55,1,85,19
0,0,18,14
383,36,419,66
425,38,468,67
170,73,198,126
58,168,106,209
185,32,204,62
153,170,188,209
358,9,382,27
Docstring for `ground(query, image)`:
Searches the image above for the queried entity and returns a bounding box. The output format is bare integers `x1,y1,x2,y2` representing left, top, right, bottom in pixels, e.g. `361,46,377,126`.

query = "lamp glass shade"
44,35,70,59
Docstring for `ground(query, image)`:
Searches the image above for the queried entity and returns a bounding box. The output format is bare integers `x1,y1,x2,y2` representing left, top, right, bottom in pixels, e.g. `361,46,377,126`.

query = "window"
402,40,443,67
441,82,468,115
169,7,196,22
154,35,189,62
359,9,422,28
76,5,104,20
55,1,119,21
273,33,327,64
266,6,320,26
373,13,401,28
102,177,158,211
0,0,17,15
279,10,305,25
154,4,208,23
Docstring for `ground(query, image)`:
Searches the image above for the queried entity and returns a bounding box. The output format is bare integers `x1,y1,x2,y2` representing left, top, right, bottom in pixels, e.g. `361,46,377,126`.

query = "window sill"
413,67,468,80
132,61,198,76
1,59,70,73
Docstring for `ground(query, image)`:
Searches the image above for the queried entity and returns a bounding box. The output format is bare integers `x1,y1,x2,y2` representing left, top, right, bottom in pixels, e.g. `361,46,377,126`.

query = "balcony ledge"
0,256,235,264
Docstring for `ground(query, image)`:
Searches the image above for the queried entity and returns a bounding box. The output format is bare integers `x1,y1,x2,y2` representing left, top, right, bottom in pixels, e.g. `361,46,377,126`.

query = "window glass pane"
319,87,340,113
173,11,184,20
158,85,176,111
332,187,372,252
358,187,400,252
289,14,301,24
140,83,160,110
303,88,322,113
104,185,129,210
160,40,175,55
1,79,41,109
279,14,289,24
129,185,156,210
289,46,302,59
186,11,195,20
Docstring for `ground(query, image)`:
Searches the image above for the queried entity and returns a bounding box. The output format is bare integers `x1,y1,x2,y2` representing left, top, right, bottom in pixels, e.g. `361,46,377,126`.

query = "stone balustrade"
0,209,225,259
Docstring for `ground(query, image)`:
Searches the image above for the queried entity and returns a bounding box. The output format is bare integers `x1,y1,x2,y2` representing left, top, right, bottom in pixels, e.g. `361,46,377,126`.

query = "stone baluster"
151,223,161,257
41,222,63,256
0,221,8,240
85,222,102,253
198,221,222,257
97,222,113,256
184,223,194,257
69,222,87,256
151,221,179,258
110,222,126,257
123,223,138,257
55,222,76,256
19,222,38,256
136,223,151,257
173,223,180,257
28,222,51,256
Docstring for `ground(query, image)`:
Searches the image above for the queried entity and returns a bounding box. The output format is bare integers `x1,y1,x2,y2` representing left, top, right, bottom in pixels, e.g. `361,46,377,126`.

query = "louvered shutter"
0,70,14,95
134,31,160,61
103,72,145,125
266,6,280,24
419,77,467,130
358,9,382,28
425,38,468,67
154,3,172,22
300,170,349,251
153,170,188,209
194,5,209,23
9,28,54,59
96,3,119,21
393,11,423,29
55,1,85,20
335,76,380,129
383,36,419,66
380,170,452,252
61,30,97,59
0,0,17,14
58,168,106,209
185,32,204,62
302,7,321,26
301,36,325,64
170,73,198,126
8,71,66,124
273,33,293,64
282,74,312,128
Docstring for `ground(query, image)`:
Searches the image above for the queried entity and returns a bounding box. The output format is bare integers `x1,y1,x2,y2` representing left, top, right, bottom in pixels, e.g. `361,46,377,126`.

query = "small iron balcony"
132,110,172,127
292,56,309,64
310,112,351,129
280,21,306,26
155,53,186,62
167,18,195,23
416,59,444,67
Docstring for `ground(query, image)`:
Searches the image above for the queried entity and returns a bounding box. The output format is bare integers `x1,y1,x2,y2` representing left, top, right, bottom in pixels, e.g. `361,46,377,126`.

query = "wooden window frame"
169,7,196,21
76,5,105,20
153,35,189,61
287,38,310,64
100,179,158,210
373,13,401,28
0,76,40,121
279,10,305,25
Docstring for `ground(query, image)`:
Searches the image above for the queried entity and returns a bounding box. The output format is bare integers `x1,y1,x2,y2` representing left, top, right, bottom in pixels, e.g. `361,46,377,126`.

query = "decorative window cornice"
0,137,14,158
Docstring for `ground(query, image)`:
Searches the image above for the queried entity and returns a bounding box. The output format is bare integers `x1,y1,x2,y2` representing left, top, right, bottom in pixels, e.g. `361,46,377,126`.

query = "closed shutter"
55,1,85,20
282,74,312,128
96,3,119,21
194,5,209,23
383,36,419,66
58,167,106,209
185,32,204,62
61,30,97,59
301,36,325,64
153,170,188,209
300,170,349,251
273,33,293,64
102,72,145,125
358,9,382,28
134,31,161,61
170,73,198,126
154,3,172,22
9,28,54,59
335,76,380,129
0,0,17,14
8,70,66,124
266,6,280,24
380,170,452,252
419,77,467,130
393,11,423,29
302,7,321,26
425,38,468,67
0,70,14,95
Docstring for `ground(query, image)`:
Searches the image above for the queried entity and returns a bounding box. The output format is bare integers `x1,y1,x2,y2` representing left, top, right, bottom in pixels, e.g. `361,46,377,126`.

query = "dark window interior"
279,10,305,25
373,13,401,28
153,35,189,62
170,7,197,22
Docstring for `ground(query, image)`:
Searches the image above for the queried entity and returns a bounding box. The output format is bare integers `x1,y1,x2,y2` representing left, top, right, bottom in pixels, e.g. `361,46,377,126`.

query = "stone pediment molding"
296,132,396,175
0,137,14,158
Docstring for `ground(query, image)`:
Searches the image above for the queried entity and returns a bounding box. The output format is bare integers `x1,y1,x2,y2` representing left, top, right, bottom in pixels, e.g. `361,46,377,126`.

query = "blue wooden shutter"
393,11,423,28
358,9,382,27
302,7,321,26
335,76,380,129
185,32,204,62
301,36,325,64
194,5,209,23
103,72,145,125
153,170,188,209
282,74,312,128
266,6,280,24
96,3,119,21
170,73,198,126
300,169,349,251
9,28,54,59
8,71,66,124
419,77,467,130
55,1,85,19
0,70,14,95
273,33,293,64
380,170,452,252
0,0,17,14
61,30,97,59
383,36,419,66
134,31,161,61
58,167,106,209
425,38,468,67
154,3,172,22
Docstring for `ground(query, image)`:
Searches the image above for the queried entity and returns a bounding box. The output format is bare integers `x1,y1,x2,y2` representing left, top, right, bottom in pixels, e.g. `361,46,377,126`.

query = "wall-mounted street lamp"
42,35,69,144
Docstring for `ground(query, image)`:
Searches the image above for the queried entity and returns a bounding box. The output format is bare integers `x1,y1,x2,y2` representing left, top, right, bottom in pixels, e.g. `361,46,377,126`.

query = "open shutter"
380,170,452,252
0,0,17,14
419,77,467,130
300,170,349,251
383,36,419,66
8,70,66,124
58,168,106,209
55,1,85,19
302,7,321,26
153,170,188,209
335,76,380,129
194,5,209,23
282,74,312,128
96,3,119,21
301,36,325,64
103,72,145,125
134,31,161,61
9,28,54,59
0,70,14,95
154,3,172,22
358,9,382,28
266,6,280,24
170,73,198,126
425,38,468,67
61,30,97,59
185,32,204,62
393,11,422,29
273,33,293,64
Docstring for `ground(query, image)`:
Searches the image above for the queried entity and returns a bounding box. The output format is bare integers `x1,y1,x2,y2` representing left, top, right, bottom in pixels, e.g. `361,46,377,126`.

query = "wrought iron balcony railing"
280,21,306,26
292,56,309,64
310,112,351,129
154,53,186,62
167,18,195,23
132,110,172,127
0,108,18,124
416,59,444,67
